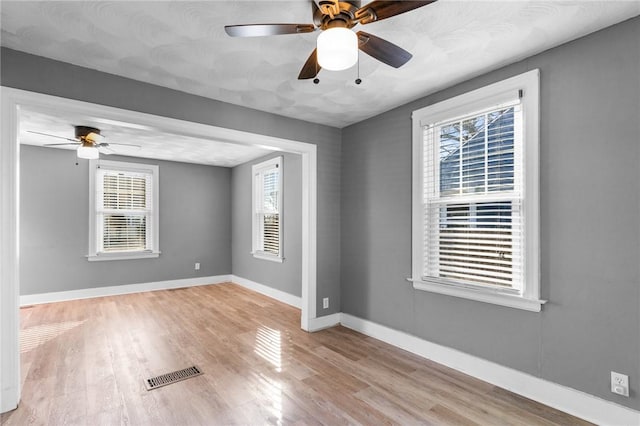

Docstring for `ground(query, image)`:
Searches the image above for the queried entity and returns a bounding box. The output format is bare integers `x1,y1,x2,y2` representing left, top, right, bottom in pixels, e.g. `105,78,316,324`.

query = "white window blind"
88,159,159,261
97,169,154,253
423,102,524,291
252,157,282,259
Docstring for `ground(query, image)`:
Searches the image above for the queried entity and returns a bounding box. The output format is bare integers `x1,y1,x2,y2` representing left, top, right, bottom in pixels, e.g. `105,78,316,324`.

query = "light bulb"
317,28,358,71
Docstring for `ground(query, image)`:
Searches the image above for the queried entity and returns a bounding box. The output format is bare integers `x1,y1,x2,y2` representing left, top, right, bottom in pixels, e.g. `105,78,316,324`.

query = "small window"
411,70,543,311
252,156,283,262
88,160,159,261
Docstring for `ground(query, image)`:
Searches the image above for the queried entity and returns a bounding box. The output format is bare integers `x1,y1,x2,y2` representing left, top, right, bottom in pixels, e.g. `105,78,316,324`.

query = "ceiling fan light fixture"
317,27,358,71
77,143,99,160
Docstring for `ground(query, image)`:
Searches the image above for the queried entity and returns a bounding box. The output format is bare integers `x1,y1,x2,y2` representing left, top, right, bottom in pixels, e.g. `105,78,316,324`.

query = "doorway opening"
0,87,317,412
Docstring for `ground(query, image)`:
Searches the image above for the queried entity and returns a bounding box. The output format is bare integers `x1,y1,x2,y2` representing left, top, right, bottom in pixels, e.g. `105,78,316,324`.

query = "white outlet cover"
611,371,629,397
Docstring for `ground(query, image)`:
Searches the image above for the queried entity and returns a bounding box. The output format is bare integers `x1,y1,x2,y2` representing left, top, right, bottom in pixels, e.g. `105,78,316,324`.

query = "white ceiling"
18,108,274,167
3,1,639,165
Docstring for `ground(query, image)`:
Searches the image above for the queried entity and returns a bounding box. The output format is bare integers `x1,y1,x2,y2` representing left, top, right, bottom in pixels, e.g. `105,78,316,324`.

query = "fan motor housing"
75,126,101,140
314,1,361,29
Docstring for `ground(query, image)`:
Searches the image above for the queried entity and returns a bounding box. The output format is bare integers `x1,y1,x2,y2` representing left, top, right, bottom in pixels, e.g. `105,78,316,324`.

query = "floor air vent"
144,365,202,391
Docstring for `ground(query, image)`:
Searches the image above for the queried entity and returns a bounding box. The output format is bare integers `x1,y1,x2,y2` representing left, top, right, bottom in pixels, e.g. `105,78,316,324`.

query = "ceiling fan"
225,0,436,81
28,126,141,160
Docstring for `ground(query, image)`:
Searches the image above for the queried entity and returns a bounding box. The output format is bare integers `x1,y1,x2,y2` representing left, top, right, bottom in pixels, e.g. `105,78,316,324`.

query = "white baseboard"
340,313,639,426
19,274,302,310
230,275,301,309
307,313,341,332
19,275,232,306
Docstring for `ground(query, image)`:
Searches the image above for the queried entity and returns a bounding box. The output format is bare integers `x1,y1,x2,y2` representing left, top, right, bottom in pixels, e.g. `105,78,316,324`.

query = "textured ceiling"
5,2,640,168
18,108,274,167
2,1,639,130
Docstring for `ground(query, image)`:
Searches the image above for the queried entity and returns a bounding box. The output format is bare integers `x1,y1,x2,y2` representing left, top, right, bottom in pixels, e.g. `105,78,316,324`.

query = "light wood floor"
2,283,590,425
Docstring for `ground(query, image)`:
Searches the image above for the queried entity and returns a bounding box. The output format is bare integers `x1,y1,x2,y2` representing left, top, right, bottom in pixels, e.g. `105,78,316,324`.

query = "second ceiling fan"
225,0,436,81
29,126,140,160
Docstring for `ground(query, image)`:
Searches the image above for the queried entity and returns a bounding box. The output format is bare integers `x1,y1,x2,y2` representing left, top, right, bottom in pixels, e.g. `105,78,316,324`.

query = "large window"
411,70,543,311
88,160,159,261
252,156,283,262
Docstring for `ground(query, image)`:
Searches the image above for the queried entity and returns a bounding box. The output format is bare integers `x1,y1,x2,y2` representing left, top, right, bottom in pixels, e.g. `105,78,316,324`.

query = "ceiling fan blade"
298,48,321,79
357,31,412,68
355,1,436,24
27,130,77,142
225,24,315,37
43,143,80,147
103,142,142,149
99,147,115,155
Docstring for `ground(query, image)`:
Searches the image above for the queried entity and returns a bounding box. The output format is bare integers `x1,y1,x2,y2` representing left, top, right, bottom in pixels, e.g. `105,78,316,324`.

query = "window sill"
251,252,284,263
87,251,160,262
407,277,546,312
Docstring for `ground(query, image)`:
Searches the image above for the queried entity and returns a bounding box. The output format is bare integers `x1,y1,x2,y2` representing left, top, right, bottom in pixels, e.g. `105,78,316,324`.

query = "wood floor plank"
2,283,592,426
429,404,483,426
353,386,435,425
489,387,593,426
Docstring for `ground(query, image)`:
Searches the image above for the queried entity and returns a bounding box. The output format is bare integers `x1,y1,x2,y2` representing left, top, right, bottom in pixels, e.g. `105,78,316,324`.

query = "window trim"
411,69,544,311
251,156,284,262
88,159,160,261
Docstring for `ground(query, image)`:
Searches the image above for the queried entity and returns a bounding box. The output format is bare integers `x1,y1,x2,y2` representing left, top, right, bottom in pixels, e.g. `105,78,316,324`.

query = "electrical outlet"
194,262,200,271
323,297,329,309
611,371,629,397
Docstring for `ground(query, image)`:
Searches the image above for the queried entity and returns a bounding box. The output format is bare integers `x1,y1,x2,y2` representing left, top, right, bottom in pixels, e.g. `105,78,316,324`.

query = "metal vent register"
144,366,203,390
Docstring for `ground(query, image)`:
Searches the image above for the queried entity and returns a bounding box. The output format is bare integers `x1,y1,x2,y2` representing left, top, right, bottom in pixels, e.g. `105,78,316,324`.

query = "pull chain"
355,49,362,85
314,51,320,84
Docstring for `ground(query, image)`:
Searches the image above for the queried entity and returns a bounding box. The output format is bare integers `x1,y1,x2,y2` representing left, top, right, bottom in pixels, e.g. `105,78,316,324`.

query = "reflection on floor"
20,319,86,353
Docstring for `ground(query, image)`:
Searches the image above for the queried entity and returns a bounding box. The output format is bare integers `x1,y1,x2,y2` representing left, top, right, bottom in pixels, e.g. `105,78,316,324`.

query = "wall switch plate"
194,262,200,271
611,371,629,397
323,297,329,309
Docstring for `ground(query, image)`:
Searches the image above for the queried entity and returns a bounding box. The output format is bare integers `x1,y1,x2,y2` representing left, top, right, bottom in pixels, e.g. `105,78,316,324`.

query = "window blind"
97,169,153,253
423,103,524,290
257,166,280,255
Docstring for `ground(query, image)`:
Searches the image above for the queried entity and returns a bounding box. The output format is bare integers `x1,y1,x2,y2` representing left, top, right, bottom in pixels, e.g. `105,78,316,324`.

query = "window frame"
88,159,160,261
251,156,284,263
411,69,544,312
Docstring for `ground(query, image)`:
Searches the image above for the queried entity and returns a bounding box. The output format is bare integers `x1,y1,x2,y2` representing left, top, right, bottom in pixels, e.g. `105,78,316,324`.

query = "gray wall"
341,16,640,409
20,145,231,295
232,153,302,297
2,47,341,315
